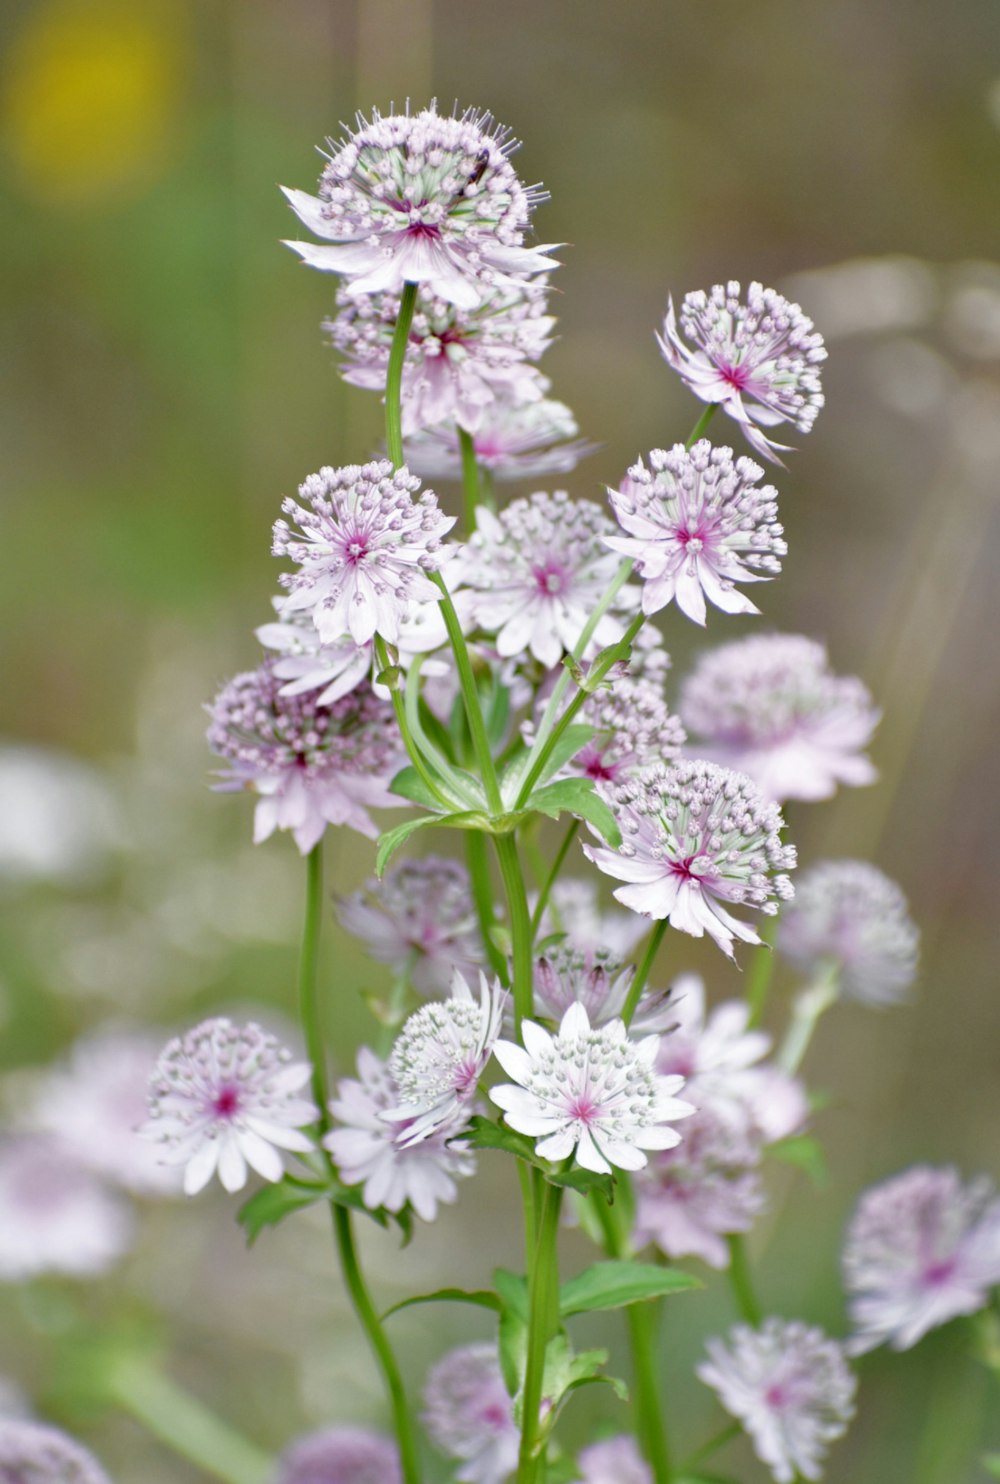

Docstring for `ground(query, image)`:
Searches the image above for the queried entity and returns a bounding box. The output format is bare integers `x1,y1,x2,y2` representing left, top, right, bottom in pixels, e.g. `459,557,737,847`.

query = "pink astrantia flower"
275,1426,401,1484
282,103,557,309
679,634,880,804
406,397,597,483
0,1421,112,1484
0,1136,133,1279
328,281,553,436
256,616,375,707
273,461,454,647
583,760,796,959
658,282,826,463
532,944,674,1036
572,1435,652,1484
605,441,786,624
422,1343,519,1484
490,1002,694,1175
567,675,686,785
336,857,482,998
207,665,405,851
842,1165,1000,1354
142,1019,317,1195
458,492,630,669
698,1320,855,1483
325,1048,475,1221
777,859,919,1008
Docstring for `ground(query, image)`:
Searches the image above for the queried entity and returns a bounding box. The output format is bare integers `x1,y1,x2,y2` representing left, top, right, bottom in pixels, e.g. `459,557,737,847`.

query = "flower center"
567,1093,599,1125
533,562,567,595
669,856,701,882
719,360,751,391
922,1258,957,1287
212,1085,241,1119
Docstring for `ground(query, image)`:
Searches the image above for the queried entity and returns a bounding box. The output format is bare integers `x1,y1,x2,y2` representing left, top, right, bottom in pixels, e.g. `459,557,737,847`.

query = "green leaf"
494,1269,529,1395
493,1268,529,1322
388,765,451,810
375,810,492,875
767,1133,828,1187
526,778,621,847
484,679,511,747
559,1260,701,1316
237,1177,330,1245
382,1288,501,1321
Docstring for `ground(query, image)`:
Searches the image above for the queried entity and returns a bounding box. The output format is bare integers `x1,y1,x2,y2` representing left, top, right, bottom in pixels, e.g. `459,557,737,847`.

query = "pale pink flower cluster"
406,398,596,482
572,1435,652,1484
0,1420,111,1484
531,943,674,1035
275,1425,401,1484
0,1136,134,1280
422,1343,519,1484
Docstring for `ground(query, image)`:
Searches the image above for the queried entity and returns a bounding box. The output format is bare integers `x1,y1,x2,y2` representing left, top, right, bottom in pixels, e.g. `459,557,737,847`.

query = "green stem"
678,1420,741,1474
626,1301,672,1484
685,402,718,448
480,465,497,513
777,967,839,1075
106,1357,271,1484
745,918,778,1030
621,919,668,1027
518,1179,564,1484
726,1235,763,1326
530,819,579,941
386,281,418,471
494,831,534,1032
429,570,502,814
465,831,508,981
374,635,455,810
458,425,481,532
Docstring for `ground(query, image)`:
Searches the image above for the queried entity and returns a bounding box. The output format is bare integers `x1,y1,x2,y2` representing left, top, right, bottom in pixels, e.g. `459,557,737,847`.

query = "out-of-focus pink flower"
406,397,597,482
275,1425,401,1484
0,1136,133,1279
572,1435,652,1484
0,1420,112,1484
422,1343,519,1484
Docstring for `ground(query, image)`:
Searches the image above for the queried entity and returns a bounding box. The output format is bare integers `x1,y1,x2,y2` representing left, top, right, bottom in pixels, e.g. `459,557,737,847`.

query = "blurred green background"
2,0,1000,1479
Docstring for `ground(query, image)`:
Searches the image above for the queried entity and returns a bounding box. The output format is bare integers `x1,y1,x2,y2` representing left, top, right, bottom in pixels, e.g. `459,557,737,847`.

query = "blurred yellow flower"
1,0,183,203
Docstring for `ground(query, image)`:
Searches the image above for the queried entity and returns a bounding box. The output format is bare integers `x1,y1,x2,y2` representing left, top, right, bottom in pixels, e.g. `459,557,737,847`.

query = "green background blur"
2,1,1000,1480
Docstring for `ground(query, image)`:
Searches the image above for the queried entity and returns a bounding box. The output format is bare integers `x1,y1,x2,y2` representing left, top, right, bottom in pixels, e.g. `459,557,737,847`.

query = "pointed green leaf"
767,1133,828,1187
237,1178,327,1245
493,1268,529,1322
526,778,621,847
381,1288,501,1321
375,810,492,876
388,765,452,810
559,1260,701,1316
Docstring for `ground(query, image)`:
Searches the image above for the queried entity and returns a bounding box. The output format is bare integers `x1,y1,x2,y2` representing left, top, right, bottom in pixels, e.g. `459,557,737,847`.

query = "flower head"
328,281,552,436
843,1165,1000,1353
406,398,596,482
572,1436,652,1484
698,1319,855,1483
679,634,879,803
282,103,556,309
567,675,686,785
207,665,404,851
659,282,826,463
386,970,505,1143
532,944,673,1035
336,857,482,997
0,1421,111,1484
605,442,786,624
273,461,454,647
458,492,630,669
777,859,919,1007
275,1426,401,1484
325,1047,475,1222
0,1136,133,1279
584,761,796,959
490,1002,694,1175
142,1019,317,1195
256,616,374,707
422,1342,518,1484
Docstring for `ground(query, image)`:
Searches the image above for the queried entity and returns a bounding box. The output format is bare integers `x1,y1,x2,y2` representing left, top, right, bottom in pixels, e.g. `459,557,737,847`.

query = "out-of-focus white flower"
0,1136,133,1279
0,744,120,886
606,442,786,624
422,1342,519,1484
406,397,596,482
658,282,826,463
698,1319,855,1483
275,1425,401,1484
532,944,674,1036
256,617,375,708
679,634,879,805
142,1019,316,1195
0,1420,112,1484
843,1165,1000,1354
325,1048,475,1222
491,1002,694,1175
572,1434,652,1484
533,878,649,962
777,859,919,1007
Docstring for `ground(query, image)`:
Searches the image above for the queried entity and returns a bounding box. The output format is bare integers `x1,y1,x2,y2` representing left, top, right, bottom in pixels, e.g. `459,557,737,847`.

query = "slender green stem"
726,1235,763,1326
517,1159,538,1249
777,967,840,1075
494,831,534,1032
374,634,455,810
685,402,718,448
745,918,778,1030
106,1357,271,1484
458,425,481,532
480,465,497,513
626,1301,672,1484
530,820,579,941
299,844,328,1114
622,919,669,1026
678,1420,741,1474
385,281,418,471
429,570,503,813
517,1179,563,1484
466,831,508,980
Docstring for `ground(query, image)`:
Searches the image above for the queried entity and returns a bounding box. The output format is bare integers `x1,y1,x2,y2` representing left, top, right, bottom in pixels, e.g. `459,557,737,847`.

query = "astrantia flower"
605,441,786,624
490,1002,694,1175
328,281,553,436
533,877,649,962
572,1435,652,1484
679,634,879,804
459,492,630,668
583,761,796,959
273,461,454,647
659,282,826,463
842,1165,1000,1353
336,857,482,997
532,944,674,1035
422,1342,519,1484
698,1320,855,1483
567,675,686,784
325,1048,475,1221
0,1136,133,1279
282,103,557,309
777,859,919,1007
275,1426,401,1484
386,970,505,1143
256,616,374,707
406,397,597,482
0,1421,111,1484
143,1019,317,1195
207,665,404,851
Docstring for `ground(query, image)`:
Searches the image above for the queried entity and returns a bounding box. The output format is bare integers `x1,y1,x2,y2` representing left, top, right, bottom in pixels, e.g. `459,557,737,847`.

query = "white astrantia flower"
282,103,557,309
422,1342,519,1484
698,1320,855,1483
0,1421,112,1484
386,970,506,1144
842,1165,1000,1354
0,1136,134,1280
572,1434,652,1484
526,673,685,788
490,1003,694,1175
256,614,375,707
275,1425,401,1484
406,397,597,482
325,1048,475,1222
142,1019,317,1195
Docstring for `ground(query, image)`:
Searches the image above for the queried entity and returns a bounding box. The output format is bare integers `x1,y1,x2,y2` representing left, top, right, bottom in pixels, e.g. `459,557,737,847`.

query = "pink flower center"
533,561,568,595
923,1258,957,1287
213,1085,241,1119
669,856,702,882
719,360,751,391
764,1381,788,1410
567,1093,599,1125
